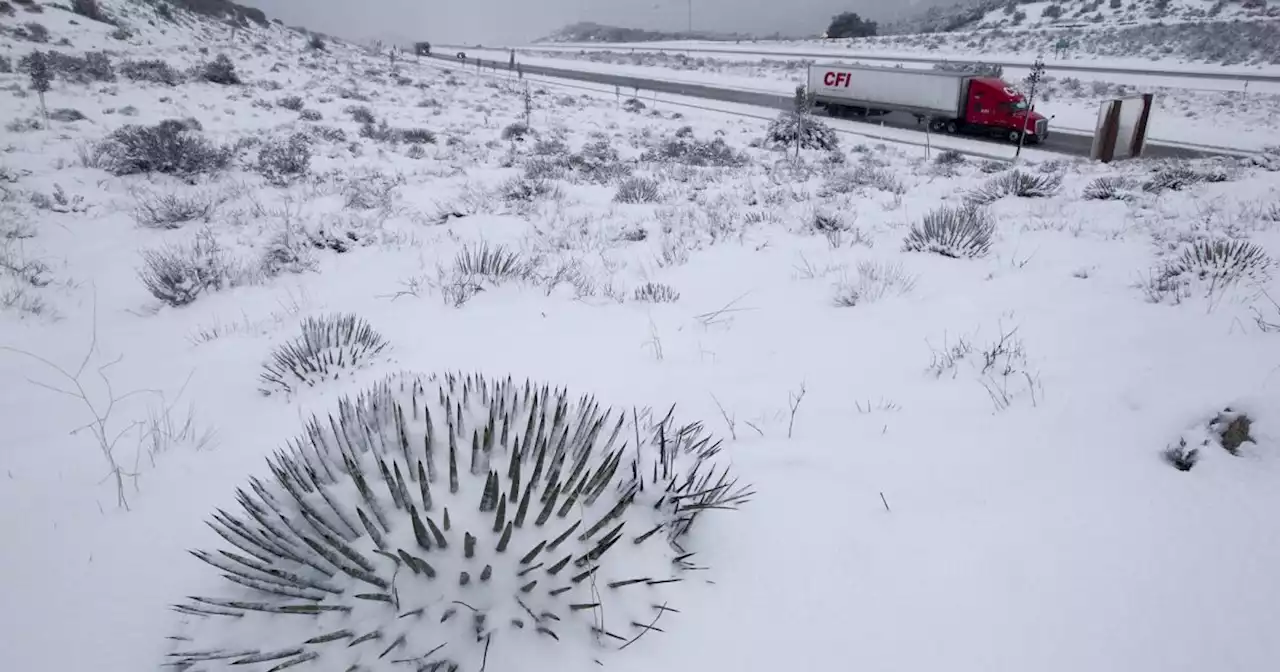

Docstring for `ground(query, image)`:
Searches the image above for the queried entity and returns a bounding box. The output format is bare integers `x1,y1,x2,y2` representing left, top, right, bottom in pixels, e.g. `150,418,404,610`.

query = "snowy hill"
3,2,1280,672
889,0,1278,34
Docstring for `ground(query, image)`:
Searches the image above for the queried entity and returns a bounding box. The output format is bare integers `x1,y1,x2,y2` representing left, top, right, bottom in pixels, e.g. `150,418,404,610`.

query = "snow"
4,2,1280,672
478,48,1280,152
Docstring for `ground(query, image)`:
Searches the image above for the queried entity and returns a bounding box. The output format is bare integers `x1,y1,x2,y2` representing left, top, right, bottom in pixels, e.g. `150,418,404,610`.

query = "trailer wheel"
945,121,959,134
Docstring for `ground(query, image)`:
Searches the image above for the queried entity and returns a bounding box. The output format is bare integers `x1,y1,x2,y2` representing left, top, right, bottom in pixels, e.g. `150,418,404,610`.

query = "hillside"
536,20,755,44
887,0,1278,34
3,2,1280,672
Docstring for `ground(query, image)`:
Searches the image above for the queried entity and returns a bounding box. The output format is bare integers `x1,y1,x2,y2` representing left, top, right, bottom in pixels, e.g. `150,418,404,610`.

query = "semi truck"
807,63,1050,144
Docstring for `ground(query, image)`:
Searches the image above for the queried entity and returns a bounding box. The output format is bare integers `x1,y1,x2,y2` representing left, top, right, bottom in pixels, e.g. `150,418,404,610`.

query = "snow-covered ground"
472,48,1280,151
4,2,1280,672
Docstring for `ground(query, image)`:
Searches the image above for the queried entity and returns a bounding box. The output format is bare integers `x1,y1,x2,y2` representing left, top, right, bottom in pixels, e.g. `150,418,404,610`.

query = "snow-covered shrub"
99,119,232,177
400,127,436,144
933,60,1004,78
166,372,749,671
903,205,996,259
764,112,839,151
307,33,325,51
119,58,183,85
613,176,661,203
1142,163,1206,193
453,242,533,282
967,170,1062,205
255,133,311,186
20,49,114,83
833,260,919,307
342,170,404,210
259,313,390,395
1169,238,1272,287
501,122,533,141
0,55,11,73
70,0,107,22
499,175,561,205
0,3,14,18
276,94,304,111
299,108,323,121
820,163,905,196
196,53,239,85
137,231,231,307
633,281,680,302
21,21,49,42
641,134,747,168
623,96,647,112
346,105,376,123
132,188,217,228
934,149,966,166
1082,176,1136,201
1162,438,1199,471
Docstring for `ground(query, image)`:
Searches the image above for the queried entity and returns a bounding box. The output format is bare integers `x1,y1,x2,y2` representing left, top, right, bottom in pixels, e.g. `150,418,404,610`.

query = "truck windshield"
1010,99,1029,111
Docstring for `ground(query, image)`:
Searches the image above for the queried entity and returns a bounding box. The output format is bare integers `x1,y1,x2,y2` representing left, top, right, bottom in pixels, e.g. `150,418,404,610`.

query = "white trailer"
807,63,970,120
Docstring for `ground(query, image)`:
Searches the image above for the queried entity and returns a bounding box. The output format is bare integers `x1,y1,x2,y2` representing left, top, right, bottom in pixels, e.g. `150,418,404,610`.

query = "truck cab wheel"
1007,130,1022,144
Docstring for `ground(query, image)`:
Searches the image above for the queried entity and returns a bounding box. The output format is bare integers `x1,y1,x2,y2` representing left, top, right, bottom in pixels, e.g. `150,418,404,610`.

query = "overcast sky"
244,0,944,46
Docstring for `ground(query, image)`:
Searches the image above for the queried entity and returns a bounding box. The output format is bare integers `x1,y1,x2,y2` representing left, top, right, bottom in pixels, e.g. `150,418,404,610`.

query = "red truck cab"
949,77,1049,144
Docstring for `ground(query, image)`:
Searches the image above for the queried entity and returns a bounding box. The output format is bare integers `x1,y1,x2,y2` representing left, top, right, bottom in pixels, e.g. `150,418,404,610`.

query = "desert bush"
933,60,1004,78
119,59,183,85
450,243,528,282
132,188,218,228
1169,238,1272,287
1082,175,1136,200
641,135,747,168
903,205,996,259
343,169,403,209
501,122,533,141
137,230,231,307
346,105,376,123
400,127,436,144
255,133,312,186
934,149,966,165
197,53,239,85
298,109,323,121
20,49,114,83
1142,164,1207,193
499,175,560,205
613,176,661,203
22,21,49,42
633,281,680,302
99,119,232,177
0,55,11,73
71,0,108,22
276,94,304,111
259,313,389,395
764,112,839,151
821,163,905,195
166,371,748,671
1162,438,1199,471
307,34,325,51
833,260,919,307
967,170,1062,205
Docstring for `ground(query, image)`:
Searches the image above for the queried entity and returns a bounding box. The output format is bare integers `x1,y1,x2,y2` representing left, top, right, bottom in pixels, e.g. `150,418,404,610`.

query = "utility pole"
687,0,692,33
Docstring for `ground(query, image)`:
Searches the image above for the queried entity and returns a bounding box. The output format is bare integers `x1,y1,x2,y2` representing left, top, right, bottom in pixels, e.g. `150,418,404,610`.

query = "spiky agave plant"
260,314,391,395
167,372,751,671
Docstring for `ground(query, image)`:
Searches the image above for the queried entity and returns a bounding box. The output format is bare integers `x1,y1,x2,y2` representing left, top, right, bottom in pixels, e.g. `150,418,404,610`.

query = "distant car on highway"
456,52,467,60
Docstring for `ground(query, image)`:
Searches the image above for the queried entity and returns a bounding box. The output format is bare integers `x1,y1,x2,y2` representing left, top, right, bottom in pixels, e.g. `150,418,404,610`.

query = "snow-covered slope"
3,2,1280,672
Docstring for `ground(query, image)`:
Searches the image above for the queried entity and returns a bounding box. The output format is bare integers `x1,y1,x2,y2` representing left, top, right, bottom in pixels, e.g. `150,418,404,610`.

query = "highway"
427,53,1241,160
502,42,1280,85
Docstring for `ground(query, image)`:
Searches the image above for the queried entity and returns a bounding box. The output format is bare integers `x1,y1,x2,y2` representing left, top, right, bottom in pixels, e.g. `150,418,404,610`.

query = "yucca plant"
166,372,751,671
260,313,390,395
903,205,996,259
